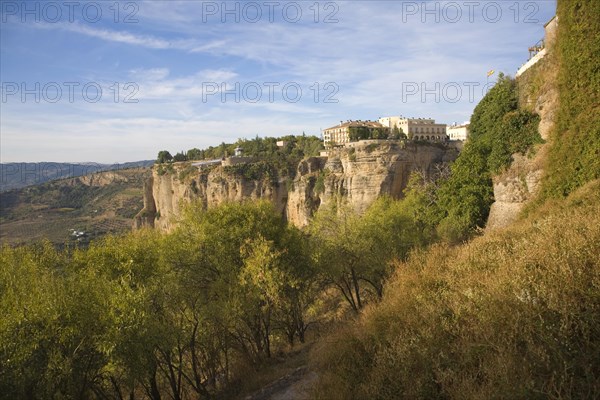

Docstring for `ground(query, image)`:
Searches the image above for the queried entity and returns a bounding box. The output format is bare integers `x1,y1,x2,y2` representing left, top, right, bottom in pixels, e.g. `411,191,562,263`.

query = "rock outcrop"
138,141,458,230
133,176,157,229
486,18,559,231
288,142,457,227
150,164,288,231
486,154,544,229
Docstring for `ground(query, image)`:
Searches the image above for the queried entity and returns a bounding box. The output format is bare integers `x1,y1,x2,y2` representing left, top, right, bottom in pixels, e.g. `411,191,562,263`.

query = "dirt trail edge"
244,366,319,400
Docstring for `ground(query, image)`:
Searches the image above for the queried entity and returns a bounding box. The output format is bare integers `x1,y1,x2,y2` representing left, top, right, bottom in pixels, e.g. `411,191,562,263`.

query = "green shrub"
435,74,541,242
365,143,379,153
156,163,174,176
348,148,357,162
224,161,277,182
177,164,197,182
314,169,330,194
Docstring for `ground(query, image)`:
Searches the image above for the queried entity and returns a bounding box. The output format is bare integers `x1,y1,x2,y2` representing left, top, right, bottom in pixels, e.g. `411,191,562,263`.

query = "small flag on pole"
487,70,495,77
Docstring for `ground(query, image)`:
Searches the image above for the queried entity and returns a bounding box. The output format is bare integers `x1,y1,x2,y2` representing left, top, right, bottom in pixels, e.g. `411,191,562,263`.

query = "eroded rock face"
486,24,558,231
138,141,458,230
312,141,458,220
487,155,544,230
146,168,288,232
74,171,131,187
133,176,156,229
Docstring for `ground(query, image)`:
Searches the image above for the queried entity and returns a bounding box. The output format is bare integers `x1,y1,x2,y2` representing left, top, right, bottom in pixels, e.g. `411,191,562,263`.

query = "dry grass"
311,180,600,399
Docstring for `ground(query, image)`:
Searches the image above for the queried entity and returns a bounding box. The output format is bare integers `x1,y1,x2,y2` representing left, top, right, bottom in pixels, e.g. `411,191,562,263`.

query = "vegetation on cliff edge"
420,74,541,243
540,0,600,199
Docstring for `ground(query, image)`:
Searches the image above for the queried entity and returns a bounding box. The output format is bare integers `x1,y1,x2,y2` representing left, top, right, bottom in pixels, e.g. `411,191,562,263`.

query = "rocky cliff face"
57,170,142,187
133,176,157,229
149,165,288,231
486,22,559,231
137,141,458,230
486,154,545,229
288,142,457,227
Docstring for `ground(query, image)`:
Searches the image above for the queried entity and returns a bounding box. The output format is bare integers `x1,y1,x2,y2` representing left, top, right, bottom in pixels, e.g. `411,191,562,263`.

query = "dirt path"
244,366,318,400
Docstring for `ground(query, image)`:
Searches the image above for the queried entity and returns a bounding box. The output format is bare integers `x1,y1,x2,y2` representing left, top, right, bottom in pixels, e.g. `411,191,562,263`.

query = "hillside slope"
312,179,600,399
0,168,150,245
0,161,153,192
311,1,600,397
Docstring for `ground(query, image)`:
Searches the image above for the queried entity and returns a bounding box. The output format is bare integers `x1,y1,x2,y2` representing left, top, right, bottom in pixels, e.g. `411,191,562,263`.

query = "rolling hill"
0,161,154,192
0,167,151,246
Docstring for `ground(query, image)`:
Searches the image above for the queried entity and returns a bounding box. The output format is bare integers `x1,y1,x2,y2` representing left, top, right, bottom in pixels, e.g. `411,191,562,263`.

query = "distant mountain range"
0,161,154,192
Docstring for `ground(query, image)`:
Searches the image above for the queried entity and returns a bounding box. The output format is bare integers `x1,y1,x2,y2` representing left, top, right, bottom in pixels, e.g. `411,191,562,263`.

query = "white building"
447,123,470,141
516,16,558,78
322,120,386,148
378,116,447,141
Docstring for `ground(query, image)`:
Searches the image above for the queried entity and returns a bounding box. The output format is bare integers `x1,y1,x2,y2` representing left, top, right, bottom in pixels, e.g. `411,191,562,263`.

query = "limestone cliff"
139,141,458,230
133,176,157,229
148,163,288,231
288,141,457,227
486,18,559,230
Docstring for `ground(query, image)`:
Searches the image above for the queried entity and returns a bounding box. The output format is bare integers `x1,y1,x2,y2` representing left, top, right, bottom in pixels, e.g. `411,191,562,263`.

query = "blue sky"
1,0,556,163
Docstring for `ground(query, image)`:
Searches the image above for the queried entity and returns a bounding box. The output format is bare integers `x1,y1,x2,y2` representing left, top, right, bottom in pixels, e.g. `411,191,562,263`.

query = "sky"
1,0,557,163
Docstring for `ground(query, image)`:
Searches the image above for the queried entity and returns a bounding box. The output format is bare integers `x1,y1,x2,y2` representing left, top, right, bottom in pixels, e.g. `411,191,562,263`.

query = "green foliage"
174,135,323,178
196,135,323,179
309,197,434,313
540,0,600,199
156,163,174,176
348,148,357,162
313,180,600,399
224,161,278,182
348,126,369,141
177,163,197,182
173,151,187,162
313,169,330,194
169,201,318,362
485,110,542,173
364,143,379,153
401,171,445,239
389,125,406,140
0,202,319,399
0,234,166,399
372,128,388,140
467,73,541,174
348,126,389,141
186,147,204,160
156,150,173,164
436,74,541,242
436,140,494,242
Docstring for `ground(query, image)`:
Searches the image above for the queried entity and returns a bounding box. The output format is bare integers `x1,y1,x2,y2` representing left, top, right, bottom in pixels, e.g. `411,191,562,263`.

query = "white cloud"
36,22,225,53
61,23,173,48
2,0,557,162
0,114,320,163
